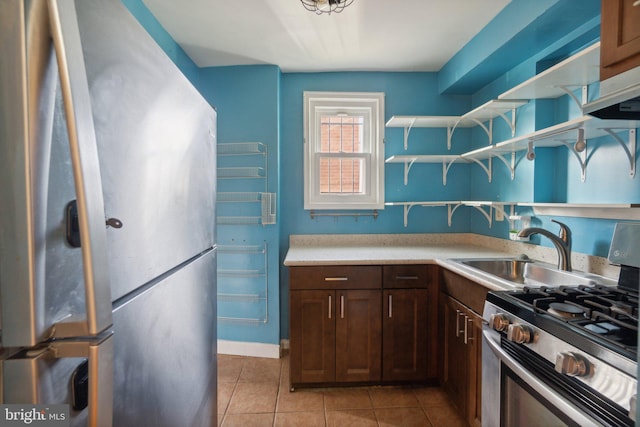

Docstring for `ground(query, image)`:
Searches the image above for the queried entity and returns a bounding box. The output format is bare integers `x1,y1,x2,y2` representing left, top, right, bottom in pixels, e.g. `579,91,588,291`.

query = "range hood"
583,66,640,120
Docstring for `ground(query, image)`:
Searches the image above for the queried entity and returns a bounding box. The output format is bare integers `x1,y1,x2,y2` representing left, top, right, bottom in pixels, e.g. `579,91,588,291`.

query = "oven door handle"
482,330,601,427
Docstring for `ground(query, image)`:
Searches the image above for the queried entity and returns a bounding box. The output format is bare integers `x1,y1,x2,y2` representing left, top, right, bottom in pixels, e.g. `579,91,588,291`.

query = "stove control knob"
490,313,510,332
555,352,591,377
506,324,533,344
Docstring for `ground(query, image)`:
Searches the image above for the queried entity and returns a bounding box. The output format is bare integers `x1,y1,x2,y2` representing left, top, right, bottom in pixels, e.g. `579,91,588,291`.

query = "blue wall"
197,65,281,345
126,0,639,345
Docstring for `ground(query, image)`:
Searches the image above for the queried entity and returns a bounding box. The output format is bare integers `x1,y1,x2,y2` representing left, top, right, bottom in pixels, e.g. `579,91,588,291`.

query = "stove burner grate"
508,284,639,352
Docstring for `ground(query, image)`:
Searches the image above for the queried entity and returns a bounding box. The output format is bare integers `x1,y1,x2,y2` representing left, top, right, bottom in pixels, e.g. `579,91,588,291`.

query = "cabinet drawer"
441,269,488,315
383,265,433,289
290,266,382,290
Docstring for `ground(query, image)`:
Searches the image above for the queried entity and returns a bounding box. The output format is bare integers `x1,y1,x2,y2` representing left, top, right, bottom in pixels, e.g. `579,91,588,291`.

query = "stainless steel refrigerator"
0,0,217,426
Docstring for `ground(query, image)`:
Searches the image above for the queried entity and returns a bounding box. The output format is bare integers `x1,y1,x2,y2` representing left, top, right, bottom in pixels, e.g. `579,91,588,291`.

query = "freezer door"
75,0,217,301
1,332,114,427
0,0,112,347
112,249,217,427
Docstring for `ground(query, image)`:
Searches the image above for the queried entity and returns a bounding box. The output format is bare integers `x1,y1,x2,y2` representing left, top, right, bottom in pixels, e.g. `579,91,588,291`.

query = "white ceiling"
142,0,511,73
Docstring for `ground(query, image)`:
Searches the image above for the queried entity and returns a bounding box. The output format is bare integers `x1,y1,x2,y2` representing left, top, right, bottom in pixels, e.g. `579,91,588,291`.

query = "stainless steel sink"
455,257,613,288
460,258,530,284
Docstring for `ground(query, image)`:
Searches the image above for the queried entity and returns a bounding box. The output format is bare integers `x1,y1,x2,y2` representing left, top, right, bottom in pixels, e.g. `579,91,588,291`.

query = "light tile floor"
217,354,468,427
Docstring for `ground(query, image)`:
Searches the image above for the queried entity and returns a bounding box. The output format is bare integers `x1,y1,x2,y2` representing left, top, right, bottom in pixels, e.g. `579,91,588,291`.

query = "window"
303,91,385,210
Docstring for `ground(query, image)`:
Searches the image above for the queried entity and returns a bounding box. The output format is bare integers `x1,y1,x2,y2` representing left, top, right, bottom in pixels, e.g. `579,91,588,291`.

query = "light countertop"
283,233,619,291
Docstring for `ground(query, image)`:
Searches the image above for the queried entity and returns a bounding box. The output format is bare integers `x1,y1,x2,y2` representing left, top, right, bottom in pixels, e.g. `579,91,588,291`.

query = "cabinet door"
441,296,469,416
382,289,429,381
289,290,335,385
601,0,640,80
335,290,382,382
467,310,483,427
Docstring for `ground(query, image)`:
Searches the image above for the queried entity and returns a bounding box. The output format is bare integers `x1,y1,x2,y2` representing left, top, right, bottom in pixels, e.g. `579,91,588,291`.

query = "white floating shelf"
518,203,640,220
385,154,463,185
385,116,473,128
385,200,516,227
499,42,601,101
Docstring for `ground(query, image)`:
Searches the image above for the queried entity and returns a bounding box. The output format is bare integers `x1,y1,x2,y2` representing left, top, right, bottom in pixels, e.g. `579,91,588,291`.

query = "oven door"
482,327,633,427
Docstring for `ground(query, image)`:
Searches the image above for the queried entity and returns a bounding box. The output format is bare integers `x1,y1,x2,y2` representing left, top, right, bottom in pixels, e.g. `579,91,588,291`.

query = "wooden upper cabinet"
600,0,640,80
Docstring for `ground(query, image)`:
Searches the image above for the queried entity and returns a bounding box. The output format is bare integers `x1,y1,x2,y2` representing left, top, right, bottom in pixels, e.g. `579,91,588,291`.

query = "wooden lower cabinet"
289,289,382,386
382,288,430,381
289,289,335,384
335,290,382,382
289,264,437,389
441,270,487,427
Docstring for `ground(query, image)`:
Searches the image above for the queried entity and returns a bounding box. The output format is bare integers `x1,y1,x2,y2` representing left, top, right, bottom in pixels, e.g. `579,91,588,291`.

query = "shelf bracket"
602,128,636,178
443,157,461,185
402,158,417,185
468,117,493,145
402,118,416,150
464,203,493,228
490,108,518,138
556,85,588,108
493,152,516,180
560,138,588,182
467,157,493,182
446,126,454,150
447,203,463,227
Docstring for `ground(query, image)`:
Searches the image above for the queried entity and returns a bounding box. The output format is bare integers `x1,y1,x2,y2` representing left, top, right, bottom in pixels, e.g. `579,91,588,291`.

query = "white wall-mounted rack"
385,200,515,227
217,244,269,324
218,142,266,156
218,192,277,225
217,141,277,225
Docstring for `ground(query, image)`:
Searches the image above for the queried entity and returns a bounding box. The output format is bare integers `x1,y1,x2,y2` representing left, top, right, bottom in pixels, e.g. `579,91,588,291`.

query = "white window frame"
303,91,385,210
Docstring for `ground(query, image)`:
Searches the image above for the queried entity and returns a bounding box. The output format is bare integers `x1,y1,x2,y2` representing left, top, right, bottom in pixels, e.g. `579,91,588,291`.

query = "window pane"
320,115,364,154
319,157,364,194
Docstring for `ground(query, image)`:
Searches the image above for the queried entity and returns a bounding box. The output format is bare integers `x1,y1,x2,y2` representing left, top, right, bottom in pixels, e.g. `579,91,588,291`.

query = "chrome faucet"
518,219,572,271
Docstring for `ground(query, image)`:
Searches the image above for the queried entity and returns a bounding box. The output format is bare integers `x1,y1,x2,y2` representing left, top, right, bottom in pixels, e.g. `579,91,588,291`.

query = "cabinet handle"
325,277,348,281
464,315,469,344
455,310,461,337
340,295,345,319
388,295,393,318
466,317,474,344
395,275,419,280
328,295,332,319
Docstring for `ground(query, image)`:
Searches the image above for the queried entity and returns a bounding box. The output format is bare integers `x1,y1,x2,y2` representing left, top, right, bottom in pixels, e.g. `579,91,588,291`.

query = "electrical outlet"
495,207,504,221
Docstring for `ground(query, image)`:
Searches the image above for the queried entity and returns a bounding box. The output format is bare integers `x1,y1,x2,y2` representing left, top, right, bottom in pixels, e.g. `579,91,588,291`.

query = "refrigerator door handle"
3,332,114,427
47,0,113,337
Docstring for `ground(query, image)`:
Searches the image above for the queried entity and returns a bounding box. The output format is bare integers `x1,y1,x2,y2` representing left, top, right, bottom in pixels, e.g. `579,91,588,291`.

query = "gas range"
487,283,638,368
483,283,638,426
482,222,640,426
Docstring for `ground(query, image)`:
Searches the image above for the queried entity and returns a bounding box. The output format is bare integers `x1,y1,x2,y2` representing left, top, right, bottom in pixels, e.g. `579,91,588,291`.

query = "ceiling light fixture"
301,0,354,15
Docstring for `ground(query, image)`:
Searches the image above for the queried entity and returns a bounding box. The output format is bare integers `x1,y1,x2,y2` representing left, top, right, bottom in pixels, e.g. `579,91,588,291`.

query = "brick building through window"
319,115,364,194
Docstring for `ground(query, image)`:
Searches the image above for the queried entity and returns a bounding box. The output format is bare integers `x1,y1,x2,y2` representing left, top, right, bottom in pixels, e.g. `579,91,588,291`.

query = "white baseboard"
217,339,280,359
